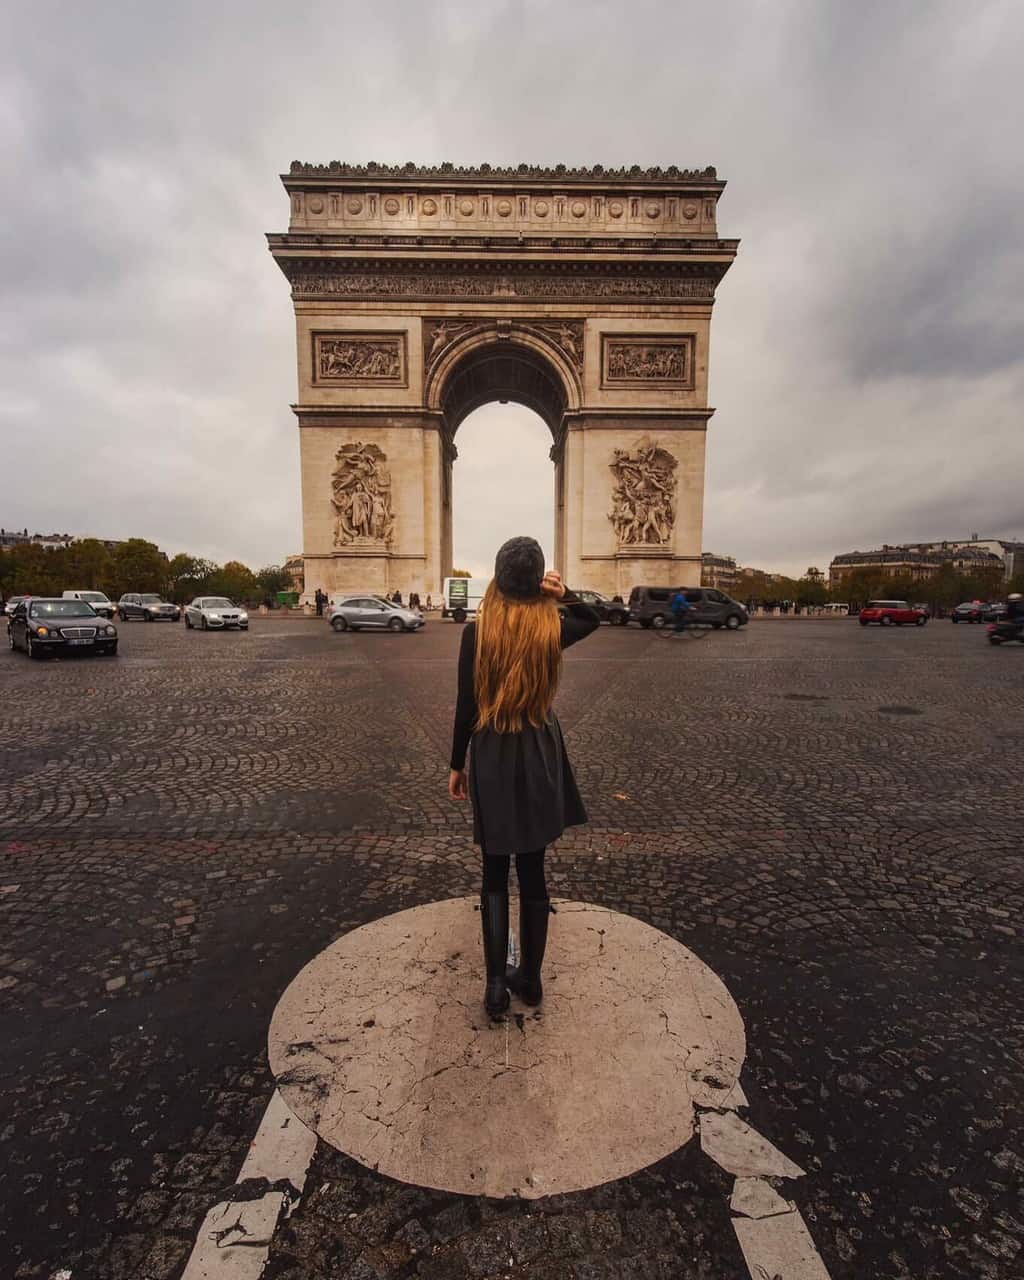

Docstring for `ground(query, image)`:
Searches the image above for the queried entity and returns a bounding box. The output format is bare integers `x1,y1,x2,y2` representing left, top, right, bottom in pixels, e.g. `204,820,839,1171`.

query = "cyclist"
670,588,694,634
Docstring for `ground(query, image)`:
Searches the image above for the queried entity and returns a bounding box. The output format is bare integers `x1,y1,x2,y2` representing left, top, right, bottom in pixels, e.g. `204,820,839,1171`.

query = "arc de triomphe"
268,163,737,600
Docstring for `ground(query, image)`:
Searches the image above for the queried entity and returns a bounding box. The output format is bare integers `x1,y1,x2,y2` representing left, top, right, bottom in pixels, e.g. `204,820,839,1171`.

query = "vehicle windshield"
203,598,234,609
81,592,109,602
30,600,97,618
140,594,164,604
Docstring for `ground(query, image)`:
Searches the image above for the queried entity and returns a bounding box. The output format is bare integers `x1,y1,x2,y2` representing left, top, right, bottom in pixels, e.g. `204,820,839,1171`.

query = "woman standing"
449,537,600,1017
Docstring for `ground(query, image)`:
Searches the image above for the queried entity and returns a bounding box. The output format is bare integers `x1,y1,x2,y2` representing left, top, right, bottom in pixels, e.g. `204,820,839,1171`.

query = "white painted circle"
269,899,745,1199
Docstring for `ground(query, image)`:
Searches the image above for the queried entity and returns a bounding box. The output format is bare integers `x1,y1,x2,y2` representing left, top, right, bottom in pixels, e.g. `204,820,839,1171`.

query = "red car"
858,600,928,627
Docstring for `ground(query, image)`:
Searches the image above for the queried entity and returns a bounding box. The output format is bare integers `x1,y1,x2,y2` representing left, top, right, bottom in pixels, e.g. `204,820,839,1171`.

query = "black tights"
481,848,547,899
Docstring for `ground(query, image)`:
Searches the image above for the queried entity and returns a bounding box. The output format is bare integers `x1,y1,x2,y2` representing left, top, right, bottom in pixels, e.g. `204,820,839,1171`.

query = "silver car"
184,597,249,630
328,595,424,633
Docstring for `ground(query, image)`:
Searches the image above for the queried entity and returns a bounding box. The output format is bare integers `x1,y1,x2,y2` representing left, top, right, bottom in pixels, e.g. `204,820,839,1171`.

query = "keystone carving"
331,442,395,547
608,436,678,547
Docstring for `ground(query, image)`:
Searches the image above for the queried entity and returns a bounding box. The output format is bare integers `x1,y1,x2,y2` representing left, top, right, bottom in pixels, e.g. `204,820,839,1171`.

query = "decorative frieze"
313,332,407,385
608,436,678,547
602,335,694,389
292,270,716,302
331,442,395,547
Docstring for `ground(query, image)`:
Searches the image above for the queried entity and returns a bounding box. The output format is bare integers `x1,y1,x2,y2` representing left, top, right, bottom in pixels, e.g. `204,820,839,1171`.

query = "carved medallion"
346,197,363,214
602,334,694,388
384,197,401,215
534,201,549,217
308,197,324,214
459,199,474,216
571,200,587,217
313,332,407,385
496,199,512,216
608,436,678,547
331,442,395,548
422,198,438,215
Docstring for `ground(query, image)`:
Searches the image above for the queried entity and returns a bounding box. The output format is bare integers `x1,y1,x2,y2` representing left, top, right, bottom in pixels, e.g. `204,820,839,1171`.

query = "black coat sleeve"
560,589,601,648
450,622,478,771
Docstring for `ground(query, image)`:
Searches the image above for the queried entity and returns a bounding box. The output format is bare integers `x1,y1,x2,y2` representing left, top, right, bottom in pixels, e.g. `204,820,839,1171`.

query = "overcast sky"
3,0,1022,579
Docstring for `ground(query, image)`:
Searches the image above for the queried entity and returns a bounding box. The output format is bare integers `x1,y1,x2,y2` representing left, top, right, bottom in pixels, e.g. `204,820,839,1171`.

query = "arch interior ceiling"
441,344,566,437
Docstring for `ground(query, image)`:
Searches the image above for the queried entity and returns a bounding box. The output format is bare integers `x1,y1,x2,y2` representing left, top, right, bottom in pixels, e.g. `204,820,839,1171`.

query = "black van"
628,586,749,630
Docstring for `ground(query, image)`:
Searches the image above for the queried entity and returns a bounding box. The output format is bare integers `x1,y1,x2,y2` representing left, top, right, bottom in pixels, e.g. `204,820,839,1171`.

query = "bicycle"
656,615,712,641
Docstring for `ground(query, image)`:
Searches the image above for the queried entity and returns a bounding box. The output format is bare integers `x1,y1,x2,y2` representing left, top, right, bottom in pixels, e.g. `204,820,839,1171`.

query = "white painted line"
700,1111,806,1180
733,1208,834,1279
730,1175,794,1220
179,1090,316,1279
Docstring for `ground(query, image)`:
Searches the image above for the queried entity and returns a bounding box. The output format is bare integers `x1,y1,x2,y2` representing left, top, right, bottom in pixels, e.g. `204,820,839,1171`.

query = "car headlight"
36,626,49,637
105,625,116,636
209,612,220,618
238,611,248,620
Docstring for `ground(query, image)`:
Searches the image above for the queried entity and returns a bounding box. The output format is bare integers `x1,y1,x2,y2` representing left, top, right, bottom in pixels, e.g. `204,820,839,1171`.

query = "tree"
255,565,293,599
206,560,257,604
166,554,217,603
109,539,167,598
64,538,113,592
451,568,472,578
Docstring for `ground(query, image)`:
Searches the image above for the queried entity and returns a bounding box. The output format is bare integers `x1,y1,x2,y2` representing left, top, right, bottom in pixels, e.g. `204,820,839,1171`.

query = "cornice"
283,161,723,188
267,232,738,259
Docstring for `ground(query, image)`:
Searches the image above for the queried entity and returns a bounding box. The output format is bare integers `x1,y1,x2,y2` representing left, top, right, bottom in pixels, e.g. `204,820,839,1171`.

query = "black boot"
506,898,550,1006
480,892,510,1018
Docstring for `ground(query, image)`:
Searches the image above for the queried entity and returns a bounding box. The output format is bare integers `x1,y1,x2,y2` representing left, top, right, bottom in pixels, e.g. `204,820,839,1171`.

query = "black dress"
450,591,601,857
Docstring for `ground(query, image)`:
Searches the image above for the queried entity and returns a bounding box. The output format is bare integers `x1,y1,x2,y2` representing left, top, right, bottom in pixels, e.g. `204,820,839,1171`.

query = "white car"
62,589,116,620
184,597,249,630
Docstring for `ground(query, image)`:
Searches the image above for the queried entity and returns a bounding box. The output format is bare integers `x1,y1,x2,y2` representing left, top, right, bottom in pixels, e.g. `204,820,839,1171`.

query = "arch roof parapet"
285,161,722,185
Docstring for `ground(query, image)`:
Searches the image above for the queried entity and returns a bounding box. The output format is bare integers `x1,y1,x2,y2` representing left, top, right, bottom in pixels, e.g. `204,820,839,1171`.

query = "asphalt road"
0,614,1021,1279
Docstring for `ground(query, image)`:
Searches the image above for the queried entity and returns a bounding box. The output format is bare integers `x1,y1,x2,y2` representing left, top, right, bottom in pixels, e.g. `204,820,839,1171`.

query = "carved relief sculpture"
602,335,694,388
608,436,678,547
315,333,406,384
535,321,584,371
331,442,395,547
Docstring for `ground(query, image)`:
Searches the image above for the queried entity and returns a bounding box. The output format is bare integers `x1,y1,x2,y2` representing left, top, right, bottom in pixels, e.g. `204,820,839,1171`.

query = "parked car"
8,597,118,658
62,589,115,619
184,597,249,630
119,593,181,622
4,595,31,618
981,601,1006,622
574,590,630,625
858,600,928,626
628,585,749,630
328,595,425,633
951,601,986,624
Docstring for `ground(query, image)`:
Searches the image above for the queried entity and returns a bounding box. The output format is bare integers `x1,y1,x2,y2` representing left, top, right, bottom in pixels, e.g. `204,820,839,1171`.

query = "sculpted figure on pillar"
608,436,678,546
331,442,395,546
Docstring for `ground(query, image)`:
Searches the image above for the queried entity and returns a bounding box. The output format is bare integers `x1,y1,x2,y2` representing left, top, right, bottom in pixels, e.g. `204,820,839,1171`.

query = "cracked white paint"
700,1111,806,1179
268,897,745,1199
733,1209,834,1279
730,1176,794,1219
180,1090,316,1279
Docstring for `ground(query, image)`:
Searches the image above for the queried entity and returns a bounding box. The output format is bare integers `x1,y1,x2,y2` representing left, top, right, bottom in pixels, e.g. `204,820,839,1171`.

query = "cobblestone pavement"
1,616,1022,1279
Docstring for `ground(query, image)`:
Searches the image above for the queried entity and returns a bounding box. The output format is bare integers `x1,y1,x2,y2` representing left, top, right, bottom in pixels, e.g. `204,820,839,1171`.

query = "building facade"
829,542,1005,587
700,551,737,588
269,162,738,601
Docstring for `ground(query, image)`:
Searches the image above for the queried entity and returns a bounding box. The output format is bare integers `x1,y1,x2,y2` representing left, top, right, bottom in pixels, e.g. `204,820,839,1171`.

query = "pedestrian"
425,593,433,612
392,589,403,606
314,587,324,617
448,537,600,1018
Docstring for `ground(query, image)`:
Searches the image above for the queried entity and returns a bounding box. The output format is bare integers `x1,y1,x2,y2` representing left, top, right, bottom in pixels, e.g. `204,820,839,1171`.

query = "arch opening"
440,341,568,438
452,403,556,577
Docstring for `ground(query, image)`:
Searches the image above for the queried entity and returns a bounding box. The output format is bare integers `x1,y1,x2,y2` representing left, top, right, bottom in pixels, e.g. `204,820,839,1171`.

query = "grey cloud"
2,0,1022,578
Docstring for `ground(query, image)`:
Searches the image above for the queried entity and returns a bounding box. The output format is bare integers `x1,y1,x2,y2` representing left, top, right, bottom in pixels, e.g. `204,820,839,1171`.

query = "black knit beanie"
494,536,545,600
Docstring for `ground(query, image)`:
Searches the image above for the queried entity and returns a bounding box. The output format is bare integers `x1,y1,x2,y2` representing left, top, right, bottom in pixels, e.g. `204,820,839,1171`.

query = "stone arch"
269,161,737,601
425,324,583,434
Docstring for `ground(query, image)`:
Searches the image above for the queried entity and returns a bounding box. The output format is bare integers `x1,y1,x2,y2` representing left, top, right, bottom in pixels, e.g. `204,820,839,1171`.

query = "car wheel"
331,616,348,632
881,616,894,626
651,614,667,629
712,622,723,630
7,629,14,651
725,614,741,630
201,616,208,631
388,617,404,633
639,619,652,629
859,619,869,626
951,616,959,623
989,635,1002,645
916,616,926,626
184,614,191,628
119,610,127,621
27,634,40,660
610,612,626,626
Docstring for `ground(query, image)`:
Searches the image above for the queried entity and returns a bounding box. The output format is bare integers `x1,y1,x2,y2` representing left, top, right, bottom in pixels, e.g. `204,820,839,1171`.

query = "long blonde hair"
474,581,562,733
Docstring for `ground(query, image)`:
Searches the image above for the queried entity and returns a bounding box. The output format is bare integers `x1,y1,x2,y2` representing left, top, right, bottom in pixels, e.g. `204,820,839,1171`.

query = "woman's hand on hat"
541,570,566,600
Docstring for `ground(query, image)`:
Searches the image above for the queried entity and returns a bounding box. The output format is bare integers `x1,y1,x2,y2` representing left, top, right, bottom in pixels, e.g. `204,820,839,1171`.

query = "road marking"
179,1089,316,1279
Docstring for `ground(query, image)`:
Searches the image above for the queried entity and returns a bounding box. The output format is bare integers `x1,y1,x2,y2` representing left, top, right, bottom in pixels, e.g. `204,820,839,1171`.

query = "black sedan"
573,590,630,625
8,598,118,659
951,601,986,623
